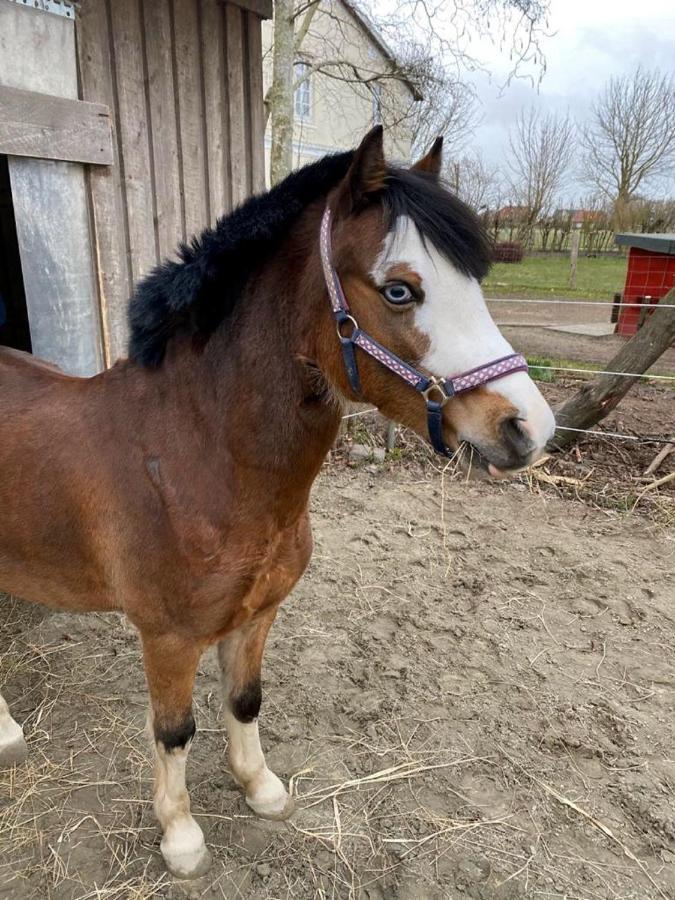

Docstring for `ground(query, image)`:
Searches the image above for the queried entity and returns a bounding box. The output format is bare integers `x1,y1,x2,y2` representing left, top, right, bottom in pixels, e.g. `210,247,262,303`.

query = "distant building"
262,0,419,179
496,206,530,225
554,208,605,226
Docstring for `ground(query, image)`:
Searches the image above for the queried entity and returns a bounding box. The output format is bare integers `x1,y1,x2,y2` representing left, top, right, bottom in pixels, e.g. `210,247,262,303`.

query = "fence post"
569,225,581,288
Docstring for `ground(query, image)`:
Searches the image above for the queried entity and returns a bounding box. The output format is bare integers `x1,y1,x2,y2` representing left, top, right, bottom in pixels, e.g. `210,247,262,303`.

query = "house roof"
339,0,422,101
615,233,675,255
497,206,529,219
556,208,604,223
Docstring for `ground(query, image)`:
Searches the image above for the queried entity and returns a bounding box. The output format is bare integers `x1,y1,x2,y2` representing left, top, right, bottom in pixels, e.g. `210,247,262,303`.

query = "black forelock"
383,168,493,282
128,152,492,367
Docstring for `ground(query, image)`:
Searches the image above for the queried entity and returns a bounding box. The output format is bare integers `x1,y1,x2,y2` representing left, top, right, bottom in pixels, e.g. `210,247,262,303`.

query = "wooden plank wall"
77,0,267,364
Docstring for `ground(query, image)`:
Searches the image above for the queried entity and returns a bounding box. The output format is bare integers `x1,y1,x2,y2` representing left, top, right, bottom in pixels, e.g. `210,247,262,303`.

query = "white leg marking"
0,693,27,767
153,742,211,879
224,709,294,820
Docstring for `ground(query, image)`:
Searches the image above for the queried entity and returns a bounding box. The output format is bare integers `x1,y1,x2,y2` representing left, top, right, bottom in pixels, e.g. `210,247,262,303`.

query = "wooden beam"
108,0,157,283
201,0,232,217
225,4,249,205
225,0,273,19
143,0,183,255
173,0,209,235
0,84,113,165
246,9,265,192
77,0,133,364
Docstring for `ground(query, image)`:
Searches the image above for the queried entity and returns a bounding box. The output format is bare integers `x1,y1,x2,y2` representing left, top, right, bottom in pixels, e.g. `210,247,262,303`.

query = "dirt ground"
1,387,674,900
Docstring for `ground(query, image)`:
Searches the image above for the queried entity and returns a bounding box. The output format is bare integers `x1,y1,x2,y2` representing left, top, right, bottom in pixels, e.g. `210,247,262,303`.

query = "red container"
615,234,675,337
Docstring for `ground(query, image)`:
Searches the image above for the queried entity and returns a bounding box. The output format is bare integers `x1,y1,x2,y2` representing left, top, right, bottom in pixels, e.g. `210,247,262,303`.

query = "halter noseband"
319,205,528,458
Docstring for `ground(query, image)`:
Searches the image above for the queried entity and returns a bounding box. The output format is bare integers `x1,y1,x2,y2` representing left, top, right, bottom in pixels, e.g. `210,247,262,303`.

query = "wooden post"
569,226,581,289
548,289,675,452
385,421,396,453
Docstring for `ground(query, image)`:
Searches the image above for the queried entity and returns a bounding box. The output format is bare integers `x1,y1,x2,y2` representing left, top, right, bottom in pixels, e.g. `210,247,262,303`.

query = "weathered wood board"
0,85,113,165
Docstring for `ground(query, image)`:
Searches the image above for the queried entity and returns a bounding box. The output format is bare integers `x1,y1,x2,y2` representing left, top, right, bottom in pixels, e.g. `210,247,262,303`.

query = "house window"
371,83,382,125
294,62,311,120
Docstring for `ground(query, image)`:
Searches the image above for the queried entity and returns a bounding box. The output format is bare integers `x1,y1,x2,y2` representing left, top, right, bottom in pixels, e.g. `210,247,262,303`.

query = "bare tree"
581,67,675,223
266,0,552,185
267,0,296,183
615,196,675,234
506,107,574,243
445,151,501,212
410,75,480,162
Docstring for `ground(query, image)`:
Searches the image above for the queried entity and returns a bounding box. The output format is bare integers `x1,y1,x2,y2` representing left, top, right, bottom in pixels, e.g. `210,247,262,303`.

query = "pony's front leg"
141,634,212,879
218,608,294,820
0,691,27,766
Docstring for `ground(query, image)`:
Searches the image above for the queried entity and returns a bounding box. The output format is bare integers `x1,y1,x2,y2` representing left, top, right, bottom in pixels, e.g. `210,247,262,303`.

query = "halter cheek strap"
319,206,528,457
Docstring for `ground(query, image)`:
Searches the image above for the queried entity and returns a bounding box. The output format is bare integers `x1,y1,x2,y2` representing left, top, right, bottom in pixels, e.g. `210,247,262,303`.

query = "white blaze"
372,217,555,452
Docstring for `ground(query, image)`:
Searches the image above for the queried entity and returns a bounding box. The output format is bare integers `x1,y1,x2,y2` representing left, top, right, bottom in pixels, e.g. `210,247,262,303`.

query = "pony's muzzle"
480,372,556,473
456,401,554,477
499,415,536,467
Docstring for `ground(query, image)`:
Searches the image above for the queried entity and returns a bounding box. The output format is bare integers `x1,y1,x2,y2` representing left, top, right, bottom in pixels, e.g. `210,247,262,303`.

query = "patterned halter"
319,205,528,458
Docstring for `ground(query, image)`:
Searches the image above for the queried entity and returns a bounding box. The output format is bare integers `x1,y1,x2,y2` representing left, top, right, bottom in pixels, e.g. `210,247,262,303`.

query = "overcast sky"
460,0,675,197
372,0,674,198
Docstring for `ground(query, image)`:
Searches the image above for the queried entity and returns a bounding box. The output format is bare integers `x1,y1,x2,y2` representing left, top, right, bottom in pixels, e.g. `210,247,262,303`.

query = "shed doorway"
0,154,30,353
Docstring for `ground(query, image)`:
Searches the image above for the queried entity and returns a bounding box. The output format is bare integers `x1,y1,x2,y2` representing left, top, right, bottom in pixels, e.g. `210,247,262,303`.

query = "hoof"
160,817,212,880
0,720,28,768
247,790,295,821
161,840,212,880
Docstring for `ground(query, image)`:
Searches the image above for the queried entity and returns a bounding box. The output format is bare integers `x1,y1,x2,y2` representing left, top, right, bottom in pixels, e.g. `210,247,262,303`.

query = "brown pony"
0,128,554,878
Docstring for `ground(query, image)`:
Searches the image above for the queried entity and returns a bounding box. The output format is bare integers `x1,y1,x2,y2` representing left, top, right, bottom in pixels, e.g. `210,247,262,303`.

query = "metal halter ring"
336,314,359,341
420,377,450,406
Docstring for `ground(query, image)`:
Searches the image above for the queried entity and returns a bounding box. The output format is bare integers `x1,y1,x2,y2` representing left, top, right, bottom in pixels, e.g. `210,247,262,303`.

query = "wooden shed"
0,0,271,374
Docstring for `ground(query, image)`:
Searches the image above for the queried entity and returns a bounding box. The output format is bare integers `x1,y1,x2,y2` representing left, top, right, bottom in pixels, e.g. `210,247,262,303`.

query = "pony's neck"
152,209,342,501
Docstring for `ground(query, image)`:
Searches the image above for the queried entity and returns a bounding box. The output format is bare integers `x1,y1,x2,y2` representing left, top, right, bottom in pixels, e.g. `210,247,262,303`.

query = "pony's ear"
334,126,387,218
411,136,443,177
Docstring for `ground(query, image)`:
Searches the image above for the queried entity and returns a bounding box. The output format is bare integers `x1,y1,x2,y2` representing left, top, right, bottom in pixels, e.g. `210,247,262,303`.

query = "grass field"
483,253,627,300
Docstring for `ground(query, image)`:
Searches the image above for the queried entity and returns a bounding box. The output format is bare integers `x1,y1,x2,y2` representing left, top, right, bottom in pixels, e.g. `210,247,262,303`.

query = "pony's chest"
194,516,313,635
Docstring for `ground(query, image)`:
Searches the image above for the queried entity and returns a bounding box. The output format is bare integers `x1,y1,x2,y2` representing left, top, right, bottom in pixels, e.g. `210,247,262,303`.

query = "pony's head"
319,127,555,475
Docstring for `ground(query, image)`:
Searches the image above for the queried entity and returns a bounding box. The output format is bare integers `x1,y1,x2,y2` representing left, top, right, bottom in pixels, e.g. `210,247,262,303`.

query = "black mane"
128,153,492,367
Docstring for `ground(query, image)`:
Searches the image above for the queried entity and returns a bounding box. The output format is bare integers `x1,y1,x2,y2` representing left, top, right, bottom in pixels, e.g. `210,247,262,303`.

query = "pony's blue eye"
382,283,414,305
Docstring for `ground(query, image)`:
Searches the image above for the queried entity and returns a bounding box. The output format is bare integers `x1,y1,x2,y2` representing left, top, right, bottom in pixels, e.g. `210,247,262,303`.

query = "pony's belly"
0,560,116,613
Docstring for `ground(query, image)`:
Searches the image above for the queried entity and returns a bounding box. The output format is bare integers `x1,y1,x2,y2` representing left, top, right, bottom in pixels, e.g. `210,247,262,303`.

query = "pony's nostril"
500,416,534,461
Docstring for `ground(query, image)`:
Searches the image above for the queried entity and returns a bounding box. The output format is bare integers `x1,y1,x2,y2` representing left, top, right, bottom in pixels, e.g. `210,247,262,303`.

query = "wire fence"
486,298,675,309
529,365,675,380
341,406,675,446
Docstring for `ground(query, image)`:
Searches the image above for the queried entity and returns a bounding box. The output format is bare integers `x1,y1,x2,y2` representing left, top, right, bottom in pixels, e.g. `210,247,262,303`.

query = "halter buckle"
421,377,450,407
336,314,359,341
